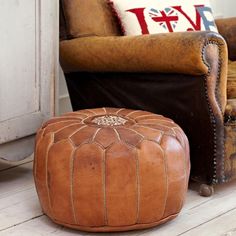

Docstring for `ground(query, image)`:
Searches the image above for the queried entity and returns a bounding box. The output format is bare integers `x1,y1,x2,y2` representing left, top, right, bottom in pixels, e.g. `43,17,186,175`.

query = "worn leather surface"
225,99,236,121
227,60,236,99
216,18,236,61
60,31,228,116
34,108,190,232
60,0,121,38
60,31,226,76
201,42,228,182
224,113,236,181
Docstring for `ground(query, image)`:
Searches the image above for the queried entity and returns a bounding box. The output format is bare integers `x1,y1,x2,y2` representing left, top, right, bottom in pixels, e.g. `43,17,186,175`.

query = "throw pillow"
108,0,218,35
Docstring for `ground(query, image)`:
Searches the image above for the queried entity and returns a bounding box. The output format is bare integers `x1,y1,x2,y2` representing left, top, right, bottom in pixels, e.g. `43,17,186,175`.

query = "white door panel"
0,0,58,158
0,0,39,121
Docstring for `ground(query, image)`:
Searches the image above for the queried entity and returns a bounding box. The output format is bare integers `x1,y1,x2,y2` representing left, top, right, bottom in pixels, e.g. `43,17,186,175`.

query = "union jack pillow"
108,0,218,35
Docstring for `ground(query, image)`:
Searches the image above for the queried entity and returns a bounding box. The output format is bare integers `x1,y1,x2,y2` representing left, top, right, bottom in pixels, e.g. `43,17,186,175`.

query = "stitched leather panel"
34,108,190,231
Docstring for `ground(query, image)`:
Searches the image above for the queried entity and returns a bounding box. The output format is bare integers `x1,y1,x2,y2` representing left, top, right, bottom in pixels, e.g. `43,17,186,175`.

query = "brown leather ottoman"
34,108,190,232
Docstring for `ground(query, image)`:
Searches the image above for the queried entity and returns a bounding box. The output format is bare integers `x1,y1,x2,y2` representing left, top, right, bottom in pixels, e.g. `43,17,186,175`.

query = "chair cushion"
108,0,218,35
61,0,121,38
227,60,236,99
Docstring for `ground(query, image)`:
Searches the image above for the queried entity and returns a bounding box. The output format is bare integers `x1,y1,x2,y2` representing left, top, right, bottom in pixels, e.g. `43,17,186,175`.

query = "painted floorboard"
0,162,34,197
181,208,236,236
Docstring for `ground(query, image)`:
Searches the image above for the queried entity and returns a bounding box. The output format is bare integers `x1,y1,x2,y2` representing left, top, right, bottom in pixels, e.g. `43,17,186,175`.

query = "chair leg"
199,184,214,197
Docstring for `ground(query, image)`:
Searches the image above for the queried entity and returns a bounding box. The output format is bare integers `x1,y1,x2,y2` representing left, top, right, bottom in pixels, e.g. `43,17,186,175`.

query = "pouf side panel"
126,110,153,119
116,109,140,117
42,117,82,127
70,126,99,146
131,126,163,142
138,123,176,136
54,124,85,143
106,143,138,226
34,128,45,180
137,140,167,224
73,109,97,116
62,112,88,119
173,128,191,181
47,140,75,224
51,213,178,232
103,107,122,114
94,128,120,148
72,143,105,227
89,108,107,115
115,127,143,147
43,121,80,136
34,132,54,217
161,135,188,218
135,114,163,121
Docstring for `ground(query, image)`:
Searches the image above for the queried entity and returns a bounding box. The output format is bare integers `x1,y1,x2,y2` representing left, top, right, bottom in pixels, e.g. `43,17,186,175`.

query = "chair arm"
216,17,236,61
60,31,226,75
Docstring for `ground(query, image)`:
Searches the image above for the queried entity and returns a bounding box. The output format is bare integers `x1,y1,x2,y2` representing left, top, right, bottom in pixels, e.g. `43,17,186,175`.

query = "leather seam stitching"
69,147,77,224
45,133,55,219
135,148,140,223
159,142,169,220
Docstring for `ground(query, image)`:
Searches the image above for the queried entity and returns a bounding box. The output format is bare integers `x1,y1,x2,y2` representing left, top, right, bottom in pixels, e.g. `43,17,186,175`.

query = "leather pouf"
34,108,190,232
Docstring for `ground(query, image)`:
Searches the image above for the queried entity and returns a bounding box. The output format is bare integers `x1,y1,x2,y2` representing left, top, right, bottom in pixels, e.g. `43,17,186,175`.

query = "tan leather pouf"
34,108,190,232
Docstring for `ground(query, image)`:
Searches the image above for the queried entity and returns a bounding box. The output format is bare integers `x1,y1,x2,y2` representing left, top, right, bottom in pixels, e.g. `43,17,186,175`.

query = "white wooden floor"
0,156,236,236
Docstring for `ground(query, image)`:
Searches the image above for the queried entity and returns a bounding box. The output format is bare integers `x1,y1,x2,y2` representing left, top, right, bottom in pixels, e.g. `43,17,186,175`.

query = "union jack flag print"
149,7,179,32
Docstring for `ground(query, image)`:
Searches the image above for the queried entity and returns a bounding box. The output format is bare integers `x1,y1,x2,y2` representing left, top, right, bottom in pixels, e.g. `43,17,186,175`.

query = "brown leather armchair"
59,0,236,196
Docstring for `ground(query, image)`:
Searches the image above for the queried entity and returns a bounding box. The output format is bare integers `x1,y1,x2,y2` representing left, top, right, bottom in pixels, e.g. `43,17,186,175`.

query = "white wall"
58,1,236,115
210,0,236,18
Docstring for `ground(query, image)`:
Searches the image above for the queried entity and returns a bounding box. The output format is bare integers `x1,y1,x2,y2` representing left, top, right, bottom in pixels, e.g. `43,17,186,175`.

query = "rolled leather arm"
216,17,236,61
60,31,226,75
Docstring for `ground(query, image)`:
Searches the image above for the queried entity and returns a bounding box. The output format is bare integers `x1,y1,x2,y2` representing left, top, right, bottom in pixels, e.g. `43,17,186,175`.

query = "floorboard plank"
0,215,88,236
0,162,34,197
181,208,236,236
0,187,42,231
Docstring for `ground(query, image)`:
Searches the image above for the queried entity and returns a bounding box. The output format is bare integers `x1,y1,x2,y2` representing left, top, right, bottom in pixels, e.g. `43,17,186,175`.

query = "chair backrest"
60,0,121,39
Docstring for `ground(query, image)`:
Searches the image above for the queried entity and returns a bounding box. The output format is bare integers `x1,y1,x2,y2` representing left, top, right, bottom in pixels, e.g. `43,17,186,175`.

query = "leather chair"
59,0,236,196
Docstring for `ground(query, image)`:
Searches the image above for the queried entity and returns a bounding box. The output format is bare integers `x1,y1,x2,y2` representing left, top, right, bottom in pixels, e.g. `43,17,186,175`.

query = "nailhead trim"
201,39,226,184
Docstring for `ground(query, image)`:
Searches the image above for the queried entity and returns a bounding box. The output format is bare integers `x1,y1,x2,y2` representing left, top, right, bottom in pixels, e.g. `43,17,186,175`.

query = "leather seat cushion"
227,60,236,99
61,0,121,38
